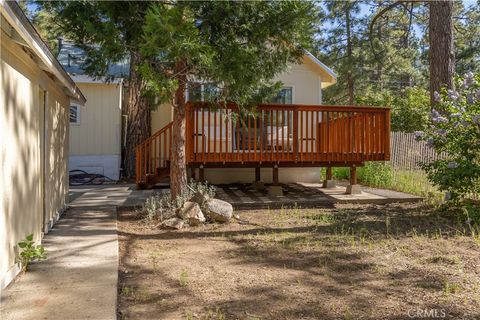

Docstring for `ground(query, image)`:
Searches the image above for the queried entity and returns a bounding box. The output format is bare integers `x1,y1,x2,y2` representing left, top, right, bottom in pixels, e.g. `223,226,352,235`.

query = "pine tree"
316,0,363,104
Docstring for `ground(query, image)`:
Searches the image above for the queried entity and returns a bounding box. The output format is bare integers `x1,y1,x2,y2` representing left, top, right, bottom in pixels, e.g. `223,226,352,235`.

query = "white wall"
202,167,320,184
69,82,122,180
69,155,121,180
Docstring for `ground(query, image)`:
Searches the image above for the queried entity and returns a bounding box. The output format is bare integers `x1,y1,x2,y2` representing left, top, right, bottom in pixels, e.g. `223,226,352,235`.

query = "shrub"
356,87,430,132
324,163,442,200
417,73,480,201
140,180,216,222
17,234,47,271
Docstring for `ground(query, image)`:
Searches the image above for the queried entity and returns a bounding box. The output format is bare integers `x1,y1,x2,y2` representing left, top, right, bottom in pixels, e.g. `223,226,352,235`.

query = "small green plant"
121,285,134,297
179,267,189,287
17,234,46,271
443,281,461,295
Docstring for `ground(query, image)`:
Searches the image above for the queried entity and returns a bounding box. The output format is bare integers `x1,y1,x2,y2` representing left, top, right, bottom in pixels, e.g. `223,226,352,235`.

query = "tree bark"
170,59,188,200
124,52,151,178
429,0,455,106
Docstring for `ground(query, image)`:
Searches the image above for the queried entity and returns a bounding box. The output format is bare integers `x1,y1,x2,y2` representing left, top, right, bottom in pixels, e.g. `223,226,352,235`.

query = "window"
270,87,293,133
272,87,293,104
187,82,219,102
70,105,80,124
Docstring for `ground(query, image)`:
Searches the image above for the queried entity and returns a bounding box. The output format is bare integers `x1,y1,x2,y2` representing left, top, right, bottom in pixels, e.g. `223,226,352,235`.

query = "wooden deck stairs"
136,122,173,189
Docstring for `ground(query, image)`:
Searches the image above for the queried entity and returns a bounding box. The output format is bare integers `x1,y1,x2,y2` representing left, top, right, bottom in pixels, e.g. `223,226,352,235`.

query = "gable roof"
1,1,86,104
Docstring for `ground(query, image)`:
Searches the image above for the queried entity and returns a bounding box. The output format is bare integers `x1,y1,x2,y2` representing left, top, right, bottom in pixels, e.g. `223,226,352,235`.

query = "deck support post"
272,165,279,185
251,166,266,191
199,165,205,182
268,164,283,196
255,167,261,182
322,166,336,188
346,165,361,194
190,167,196,181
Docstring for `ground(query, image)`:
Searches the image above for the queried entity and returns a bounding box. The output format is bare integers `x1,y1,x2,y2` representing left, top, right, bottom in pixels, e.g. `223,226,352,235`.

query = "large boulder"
160,217,184,230
205,198,233,223
178,201,206,226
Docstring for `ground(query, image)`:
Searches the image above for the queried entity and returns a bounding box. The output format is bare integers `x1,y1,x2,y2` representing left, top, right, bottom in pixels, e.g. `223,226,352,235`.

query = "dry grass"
118,203,480,320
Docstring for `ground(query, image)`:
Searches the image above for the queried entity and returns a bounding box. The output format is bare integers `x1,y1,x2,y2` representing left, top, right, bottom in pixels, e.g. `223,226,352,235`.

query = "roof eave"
1,1,86,105
304,50,337,87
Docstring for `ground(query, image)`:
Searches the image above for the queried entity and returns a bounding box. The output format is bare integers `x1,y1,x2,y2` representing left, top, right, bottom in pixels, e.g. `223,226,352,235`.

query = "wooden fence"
389,132,446,170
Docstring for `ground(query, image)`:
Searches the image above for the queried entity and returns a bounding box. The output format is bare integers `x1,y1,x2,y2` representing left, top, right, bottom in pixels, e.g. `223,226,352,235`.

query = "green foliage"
35,1,149,78
317,0,479,106
419,73,480,201
141,180,216,222
454,1,480,75
356,87,430,132
139,1,318,107
17,234,46,271
325,162,442,200
317,1,426,104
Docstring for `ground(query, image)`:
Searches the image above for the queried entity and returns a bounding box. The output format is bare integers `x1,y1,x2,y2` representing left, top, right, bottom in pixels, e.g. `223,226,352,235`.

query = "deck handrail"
135,122,173,185
185,102,391,165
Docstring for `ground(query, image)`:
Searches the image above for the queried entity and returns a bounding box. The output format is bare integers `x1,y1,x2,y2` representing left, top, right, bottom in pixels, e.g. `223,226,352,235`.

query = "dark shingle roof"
57,41,130,77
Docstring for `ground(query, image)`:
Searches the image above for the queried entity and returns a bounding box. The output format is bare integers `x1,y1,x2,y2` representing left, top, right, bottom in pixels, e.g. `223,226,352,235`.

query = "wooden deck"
136,103,391,186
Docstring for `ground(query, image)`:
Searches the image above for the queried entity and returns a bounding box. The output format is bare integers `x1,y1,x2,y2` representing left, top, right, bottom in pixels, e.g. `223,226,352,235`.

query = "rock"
178,201,205,226
205,198,233,223
190,191,210,205
160,217,184,230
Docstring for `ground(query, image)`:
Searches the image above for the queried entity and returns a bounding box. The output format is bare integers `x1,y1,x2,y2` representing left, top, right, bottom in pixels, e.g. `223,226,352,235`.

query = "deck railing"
135,122,172,185
185,102,390,165
136,103,391,185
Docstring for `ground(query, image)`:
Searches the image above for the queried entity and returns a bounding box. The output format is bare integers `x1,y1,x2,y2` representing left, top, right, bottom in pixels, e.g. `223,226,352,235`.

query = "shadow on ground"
117,203,480,320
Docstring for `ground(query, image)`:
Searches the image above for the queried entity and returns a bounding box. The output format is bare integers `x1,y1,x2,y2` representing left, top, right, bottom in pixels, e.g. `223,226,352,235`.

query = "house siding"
0,32,70,289
68,82,122,179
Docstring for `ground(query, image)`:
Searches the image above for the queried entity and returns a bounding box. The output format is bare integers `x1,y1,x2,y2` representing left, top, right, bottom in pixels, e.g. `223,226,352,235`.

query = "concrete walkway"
0,187,132,320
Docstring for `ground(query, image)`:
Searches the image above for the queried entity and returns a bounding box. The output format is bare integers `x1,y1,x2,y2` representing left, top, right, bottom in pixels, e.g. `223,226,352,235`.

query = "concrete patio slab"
70,182,422,210
68,184,156,208
216,182,422,209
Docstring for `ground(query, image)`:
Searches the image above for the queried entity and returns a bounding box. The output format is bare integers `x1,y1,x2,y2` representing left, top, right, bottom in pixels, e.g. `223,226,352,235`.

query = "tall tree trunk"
124,52,151,178
170,60,188,200
429,0,455,106
345,3,355,105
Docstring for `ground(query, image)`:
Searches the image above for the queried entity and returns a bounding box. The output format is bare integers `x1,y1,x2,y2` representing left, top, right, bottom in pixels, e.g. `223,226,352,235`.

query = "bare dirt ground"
117,203,480,320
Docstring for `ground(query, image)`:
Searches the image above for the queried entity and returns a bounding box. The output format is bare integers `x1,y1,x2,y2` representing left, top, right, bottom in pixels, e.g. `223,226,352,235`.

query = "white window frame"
69,105,81,125
273,86,294,104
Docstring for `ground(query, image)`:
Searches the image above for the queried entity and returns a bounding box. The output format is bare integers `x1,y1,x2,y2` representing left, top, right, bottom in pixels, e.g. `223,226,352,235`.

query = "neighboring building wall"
0,34,70,288
150,60,324,184
69,82,122,180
